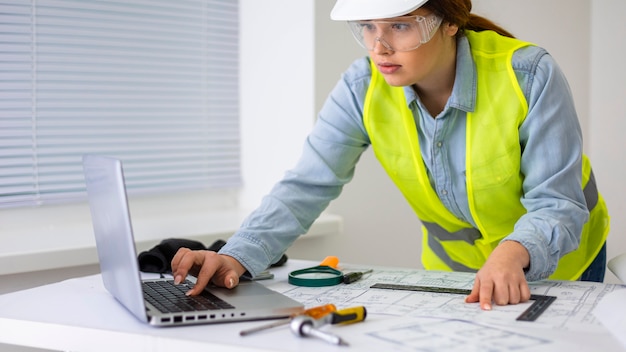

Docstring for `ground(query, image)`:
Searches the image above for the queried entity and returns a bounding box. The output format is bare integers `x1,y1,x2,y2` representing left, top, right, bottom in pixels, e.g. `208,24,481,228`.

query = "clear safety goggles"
347,14,443,52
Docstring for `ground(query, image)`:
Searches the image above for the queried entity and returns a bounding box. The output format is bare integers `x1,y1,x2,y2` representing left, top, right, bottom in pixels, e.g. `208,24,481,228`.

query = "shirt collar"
402,35,476,113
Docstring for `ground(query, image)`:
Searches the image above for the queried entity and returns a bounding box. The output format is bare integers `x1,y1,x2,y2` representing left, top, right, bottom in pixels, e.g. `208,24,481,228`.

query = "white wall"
590,0,626,284
239,0,316,208
302,0,625,282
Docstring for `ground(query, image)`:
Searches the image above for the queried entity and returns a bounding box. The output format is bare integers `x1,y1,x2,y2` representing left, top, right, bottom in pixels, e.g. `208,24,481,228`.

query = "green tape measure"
289,266,344,287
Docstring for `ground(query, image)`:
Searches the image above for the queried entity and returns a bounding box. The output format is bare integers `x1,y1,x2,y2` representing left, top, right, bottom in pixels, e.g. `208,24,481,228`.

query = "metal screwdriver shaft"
239,304,337,336
239,318,290,336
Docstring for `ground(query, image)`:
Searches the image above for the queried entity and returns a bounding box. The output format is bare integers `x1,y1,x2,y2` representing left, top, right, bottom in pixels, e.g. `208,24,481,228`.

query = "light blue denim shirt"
220,34,589,282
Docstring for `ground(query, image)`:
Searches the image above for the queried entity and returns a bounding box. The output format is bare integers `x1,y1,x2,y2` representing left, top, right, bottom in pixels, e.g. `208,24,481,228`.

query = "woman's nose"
371,37,393,54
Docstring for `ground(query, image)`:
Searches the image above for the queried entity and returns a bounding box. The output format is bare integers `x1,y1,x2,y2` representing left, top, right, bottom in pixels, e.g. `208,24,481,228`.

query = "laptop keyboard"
143,280,235,314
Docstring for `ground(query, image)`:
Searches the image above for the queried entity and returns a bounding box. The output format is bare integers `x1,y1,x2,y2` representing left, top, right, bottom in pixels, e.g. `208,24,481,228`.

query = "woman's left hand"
465,240,532,310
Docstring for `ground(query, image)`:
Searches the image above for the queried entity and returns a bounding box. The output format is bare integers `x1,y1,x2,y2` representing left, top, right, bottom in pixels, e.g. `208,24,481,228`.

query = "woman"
172,0,609,310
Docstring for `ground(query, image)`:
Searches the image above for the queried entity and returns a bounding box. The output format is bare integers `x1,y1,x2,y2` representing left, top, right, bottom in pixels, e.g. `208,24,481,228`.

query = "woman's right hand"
171,248,246,296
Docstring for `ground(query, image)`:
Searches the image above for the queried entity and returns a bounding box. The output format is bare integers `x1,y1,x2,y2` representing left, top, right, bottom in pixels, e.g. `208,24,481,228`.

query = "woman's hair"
422,0,515,38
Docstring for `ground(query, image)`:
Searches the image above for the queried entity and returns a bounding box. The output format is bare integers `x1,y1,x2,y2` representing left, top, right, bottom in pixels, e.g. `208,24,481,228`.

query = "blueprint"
268,265,626,351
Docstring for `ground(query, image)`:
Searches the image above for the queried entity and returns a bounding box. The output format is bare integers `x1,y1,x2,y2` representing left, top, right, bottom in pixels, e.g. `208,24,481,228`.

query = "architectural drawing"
368,317,550,352
269,265,626,351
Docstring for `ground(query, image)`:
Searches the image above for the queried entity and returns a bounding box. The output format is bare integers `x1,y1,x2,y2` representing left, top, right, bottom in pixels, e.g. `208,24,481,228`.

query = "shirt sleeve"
219,58,372,277
503,49,589,281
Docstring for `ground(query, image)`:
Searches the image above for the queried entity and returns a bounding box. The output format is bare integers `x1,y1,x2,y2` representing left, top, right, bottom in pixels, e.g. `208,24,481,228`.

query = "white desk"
1,259,624,352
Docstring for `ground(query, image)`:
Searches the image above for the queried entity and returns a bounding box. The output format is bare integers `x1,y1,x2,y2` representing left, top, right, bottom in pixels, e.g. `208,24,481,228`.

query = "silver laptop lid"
82,154,148,322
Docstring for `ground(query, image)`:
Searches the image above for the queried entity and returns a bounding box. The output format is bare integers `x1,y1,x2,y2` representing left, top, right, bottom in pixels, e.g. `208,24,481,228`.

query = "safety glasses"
347,14,443,52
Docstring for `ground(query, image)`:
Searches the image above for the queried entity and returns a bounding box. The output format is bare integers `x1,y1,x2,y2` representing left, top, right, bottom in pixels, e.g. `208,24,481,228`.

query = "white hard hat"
330,0,429,21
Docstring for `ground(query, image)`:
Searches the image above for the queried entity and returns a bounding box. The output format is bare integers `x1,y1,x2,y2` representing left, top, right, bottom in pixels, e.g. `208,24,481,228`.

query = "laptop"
82,154,303,327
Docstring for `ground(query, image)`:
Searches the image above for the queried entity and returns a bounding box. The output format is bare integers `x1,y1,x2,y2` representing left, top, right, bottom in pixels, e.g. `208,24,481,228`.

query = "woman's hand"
171,248,247,296
465,240,531,310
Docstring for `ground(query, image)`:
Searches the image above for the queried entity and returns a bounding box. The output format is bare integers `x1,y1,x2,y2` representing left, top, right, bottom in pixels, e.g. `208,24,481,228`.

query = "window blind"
0,0,241,208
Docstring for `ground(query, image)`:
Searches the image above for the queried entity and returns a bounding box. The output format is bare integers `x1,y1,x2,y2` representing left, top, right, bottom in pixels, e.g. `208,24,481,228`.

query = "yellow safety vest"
363,30,609,280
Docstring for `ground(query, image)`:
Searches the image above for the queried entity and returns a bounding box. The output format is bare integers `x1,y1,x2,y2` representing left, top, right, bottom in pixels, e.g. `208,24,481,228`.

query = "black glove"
137,238,287,273
138,238,210,273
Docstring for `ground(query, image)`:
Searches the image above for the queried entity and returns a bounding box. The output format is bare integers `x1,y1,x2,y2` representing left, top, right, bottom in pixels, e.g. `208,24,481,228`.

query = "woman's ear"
444,22,459,37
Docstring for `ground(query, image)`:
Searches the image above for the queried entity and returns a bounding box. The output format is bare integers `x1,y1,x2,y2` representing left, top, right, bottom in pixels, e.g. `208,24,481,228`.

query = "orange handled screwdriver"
306,304,338,319
319,306,367,326
239,303,337,336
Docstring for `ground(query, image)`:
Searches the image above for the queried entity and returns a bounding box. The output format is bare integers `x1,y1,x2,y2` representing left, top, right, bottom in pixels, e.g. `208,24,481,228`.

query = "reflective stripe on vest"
583,170,599,211
363,30,610,280
423,165,602,274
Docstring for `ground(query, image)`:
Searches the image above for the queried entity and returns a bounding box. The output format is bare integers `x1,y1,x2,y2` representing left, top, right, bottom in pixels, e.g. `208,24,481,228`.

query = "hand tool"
319,305,367,326
239,303,337,336
289,306,367,346
288,266,344,287
342,269,373,284
370,283,557,321
290,315,348,346
288,256,342,287
288,256,372,287
319,255,339,268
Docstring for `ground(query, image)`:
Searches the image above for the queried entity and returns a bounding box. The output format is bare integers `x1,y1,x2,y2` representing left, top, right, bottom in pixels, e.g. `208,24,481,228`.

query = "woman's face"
366,10,458,88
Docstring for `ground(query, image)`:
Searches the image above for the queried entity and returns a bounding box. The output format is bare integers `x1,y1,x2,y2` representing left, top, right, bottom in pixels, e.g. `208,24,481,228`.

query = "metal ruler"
370,283,556,322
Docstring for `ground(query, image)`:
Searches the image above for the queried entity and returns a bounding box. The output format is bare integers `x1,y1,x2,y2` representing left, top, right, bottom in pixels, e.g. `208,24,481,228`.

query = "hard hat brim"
330,0,429,21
